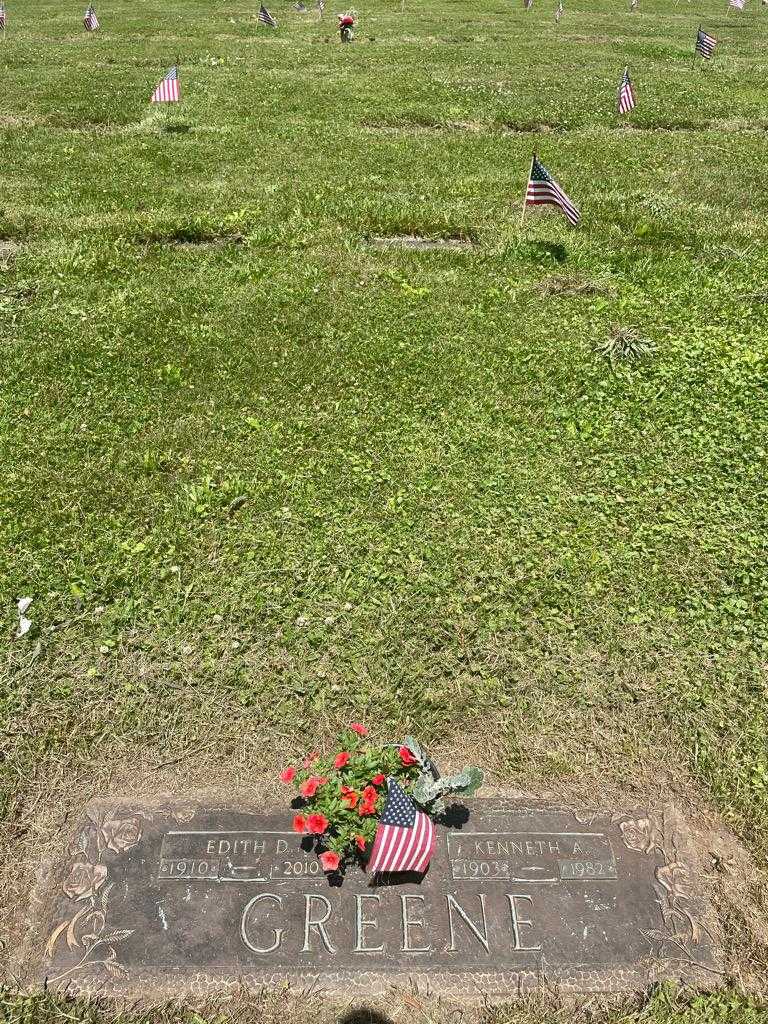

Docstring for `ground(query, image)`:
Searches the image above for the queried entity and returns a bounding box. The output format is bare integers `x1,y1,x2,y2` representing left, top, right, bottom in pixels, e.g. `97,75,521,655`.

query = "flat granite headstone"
26,797,722,1000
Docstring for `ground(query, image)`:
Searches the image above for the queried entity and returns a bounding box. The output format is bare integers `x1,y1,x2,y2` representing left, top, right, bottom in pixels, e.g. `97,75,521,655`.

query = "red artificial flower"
349,723,368,737
303,752,320,768
279,767,296,784
292,814,307,833
399,746,417,766
355,834,367,853
334,751,351,769
319,851,341,872
300,776,327,798
307,813,329,834
371,773,385,786
341,789,359,809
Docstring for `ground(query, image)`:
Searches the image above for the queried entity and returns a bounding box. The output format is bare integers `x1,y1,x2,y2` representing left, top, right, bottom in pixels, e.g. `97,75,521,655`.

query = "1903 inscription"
34,797,721,999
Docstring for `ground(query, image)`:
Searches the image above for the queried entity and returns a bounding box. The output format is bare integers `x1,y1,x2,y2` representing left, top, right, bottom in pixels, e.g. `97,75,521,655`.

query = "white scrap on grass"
16,596,33,638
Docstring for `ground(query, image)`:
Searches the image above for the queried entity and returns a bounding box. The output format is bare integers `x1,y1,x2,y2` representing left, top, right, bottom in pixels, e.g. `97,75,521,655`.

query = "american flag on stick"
523,154,581,227
151,65,180,103
618,66,636,113
524,0,533,10
367,778,436,875
629,0,638,11
695,26,716,57
728,0,744,10
83,5,99,30
555,0,563,22
0,4,7,29
258,4,278,25
317,0,325,16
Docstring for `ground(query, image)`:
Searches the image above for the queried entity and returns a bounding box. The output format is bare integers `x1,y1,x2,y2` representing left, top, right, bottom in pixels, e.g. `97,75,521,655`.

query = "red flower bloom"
303,752,320,768
292,814,307,833
279,767,296,784
371,773,385,786
334,751,351,769
399,746,417,766
307,813,329,834
349,723,368,737
359,794,377,816
319,851,341,872
300,776,327,798
355,834,367,853
361,785,378,804
341,790,358,809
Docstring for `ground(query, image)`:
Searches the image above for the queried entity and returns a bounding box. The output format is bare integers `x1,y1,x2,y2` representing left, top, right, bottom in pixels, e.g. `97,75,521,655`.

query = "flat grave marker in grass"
27,797,722,1000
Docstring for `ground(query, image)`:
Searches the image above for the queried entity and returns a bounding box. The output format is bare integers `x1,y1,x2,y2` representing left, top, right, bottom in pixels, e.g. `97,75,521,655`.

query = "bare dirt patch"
369,235,474,251
534,274,616,298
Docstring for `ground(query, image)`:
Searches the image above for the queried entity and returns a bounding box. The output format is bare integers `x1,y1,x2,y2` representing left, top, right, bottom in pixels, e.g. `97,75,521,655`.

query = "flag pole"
693,25,699,66
521,152,534,228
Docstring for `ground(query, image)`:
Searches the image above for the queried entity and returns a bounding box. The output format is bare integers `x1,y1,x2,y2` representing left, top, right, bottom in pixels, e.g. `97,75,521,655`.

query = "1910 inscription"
32,797,721,999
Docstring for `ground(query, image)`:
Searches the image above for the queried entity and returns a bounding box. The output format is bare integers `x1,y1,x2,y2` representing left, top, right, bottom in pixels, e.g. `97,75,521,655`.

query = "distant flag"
555,0,563,21
695,26,716,57
83,4,100,30
524,154,581,227
0,3,7,29
367,779,436,875
618,66,636,113
317,0,325,16
524,0,533,9
728,0,744,10
258,3,278,25
629,0,638,11
151,65,180,103
293,2,307,10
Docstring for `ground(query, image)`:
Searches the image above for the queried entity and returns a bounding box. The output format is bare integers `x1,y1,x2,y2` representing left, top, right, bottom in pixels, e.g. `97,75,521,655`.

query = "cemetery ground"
2,0,768,1019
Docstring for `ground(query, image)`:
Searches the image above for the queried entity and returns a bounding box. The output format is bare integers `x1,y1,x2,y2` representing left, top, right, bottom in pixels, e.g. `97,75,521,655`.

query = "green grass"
2,0,768,1007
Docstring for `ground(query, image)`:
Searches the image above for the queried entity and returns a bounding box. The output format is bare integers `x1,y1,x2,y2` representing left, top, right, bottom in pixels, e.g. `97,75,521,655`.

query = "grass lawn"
2,0,768,1017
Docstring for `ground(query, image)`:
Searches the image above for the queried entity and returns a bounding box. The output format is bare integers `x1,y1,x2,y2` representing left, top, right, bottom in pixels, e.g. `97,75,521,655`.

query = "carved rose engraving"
656,861,691,902
101,816,142,853
619,818,658,853
46,808,144,986
62,861,108,902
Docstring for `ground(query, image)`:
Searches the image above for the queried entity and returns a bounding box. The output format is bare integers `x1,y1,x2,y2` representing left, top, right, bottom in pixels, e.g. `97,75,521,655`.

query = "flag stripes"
367,779,436,875
696,27,716,57
525,154,581,226
151,65,180,103
618,66,636,113
83,5,99,30
258,4,278,26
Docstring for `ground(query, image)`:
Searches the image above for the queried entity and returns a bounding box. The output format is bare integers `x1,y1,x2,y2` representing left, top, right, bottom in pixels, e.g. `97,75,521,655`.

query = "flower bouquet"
281,724,483,874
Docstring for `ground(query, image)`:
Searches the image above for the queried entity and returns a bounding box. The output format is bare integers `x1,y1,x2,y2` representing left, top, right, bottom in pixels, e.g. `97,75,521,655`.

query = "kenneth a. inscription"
30,798,721,999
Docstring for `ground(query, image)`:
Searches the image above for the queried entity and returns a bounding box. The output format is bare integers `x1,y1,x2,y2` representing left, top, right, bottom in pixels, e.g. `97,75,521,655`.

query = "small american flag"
629,0,638,11
696,27,716,58
151,66,180,103
618,66,636,113
0,4,7,29
367,778,436,875
317,0,325,15
525,155,581,227
258,4,278,25
83,5,99,30
555,0,563,22
524,0,533,9
294,3,307,10
728,0,744,10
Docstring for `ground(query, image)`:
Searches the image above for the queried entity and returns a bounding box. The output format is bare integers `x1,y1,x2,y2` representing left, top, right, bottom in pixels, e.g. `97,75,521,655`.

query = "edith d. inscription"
29,799,721,999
